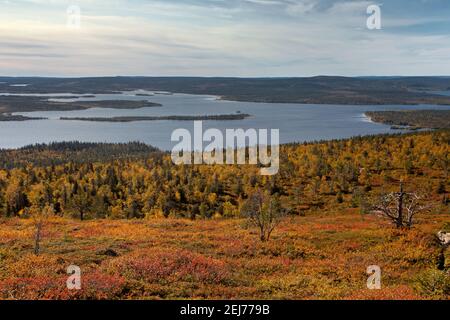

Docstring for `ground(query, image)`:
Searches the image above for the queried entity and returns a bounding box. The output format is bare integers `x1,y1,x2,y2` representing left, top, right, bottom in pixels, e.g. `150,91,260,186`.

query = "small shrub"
415,269,450,299
106,248,229,285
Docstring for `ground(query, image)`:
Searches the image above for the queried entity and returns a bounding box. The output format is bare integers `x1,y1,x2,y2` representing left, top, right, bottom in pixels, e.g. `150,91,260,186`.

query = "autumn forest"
0,130,448,299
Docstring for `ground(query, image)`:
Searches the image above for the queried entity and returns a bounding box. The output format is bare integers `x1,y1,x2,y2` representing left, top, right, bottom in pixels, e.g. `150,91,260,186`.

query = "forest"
0,131,448,299
0,131,448,220
365,110,450,129
2,76,450,105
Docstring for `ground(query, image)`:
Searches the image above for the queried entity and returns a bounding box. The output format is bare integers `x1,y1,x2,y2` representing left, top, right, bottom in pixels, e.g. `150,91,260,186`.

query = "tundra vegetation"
0,130,448,299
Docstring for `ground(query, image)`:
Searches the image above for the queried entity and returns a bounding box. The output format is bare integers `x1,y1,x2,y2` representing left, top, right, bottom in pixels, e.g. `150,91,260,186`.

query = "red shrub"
344,285,422,300
0,272,126,300
107,248,228,284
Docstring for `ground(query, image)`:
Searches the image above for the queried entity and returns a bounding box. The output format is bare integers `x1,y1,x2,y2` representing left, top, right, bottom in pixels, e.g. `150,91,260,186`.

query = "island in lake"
0,95,163,121
0,114,47,121
60,114,251,122
134,93,154,97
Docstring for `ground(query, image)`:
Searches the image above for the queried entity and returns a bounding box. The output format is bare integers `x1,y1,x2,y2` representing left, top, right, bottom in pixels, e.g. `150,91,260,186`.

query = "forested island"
366,110,450,129
134,93,154,97
0,95,162,120
59,114,251,122
0,114,46,121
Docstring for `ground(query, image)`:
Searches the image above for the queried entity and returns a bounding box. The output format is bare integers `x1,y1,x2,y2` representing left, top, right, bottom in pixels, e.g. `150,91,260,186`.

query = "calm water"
1,90,449,150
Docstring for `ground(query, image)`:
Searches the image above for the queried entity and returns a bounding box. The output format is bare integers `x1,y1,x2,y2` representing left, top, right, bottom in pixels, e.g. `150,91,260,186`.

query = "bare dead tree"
372,183,430,228
241,190,285,242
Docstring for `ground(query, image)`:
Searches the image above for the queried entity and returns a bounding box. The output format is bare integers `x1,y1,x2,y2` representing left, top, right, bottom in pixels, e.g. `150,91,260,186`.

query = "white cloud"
285,0,317,15
0,0,449,76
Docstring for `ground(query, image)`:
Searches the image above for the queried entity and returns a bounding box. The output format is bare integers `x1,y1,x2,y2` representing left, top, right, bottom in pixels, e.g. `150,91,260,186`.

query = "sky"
0,0,449,77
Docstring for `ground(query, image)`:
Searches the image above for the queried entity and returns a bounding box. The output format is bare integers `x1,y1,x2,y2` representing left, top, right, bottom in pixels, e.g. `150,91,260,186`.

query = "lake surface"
1,90,450,150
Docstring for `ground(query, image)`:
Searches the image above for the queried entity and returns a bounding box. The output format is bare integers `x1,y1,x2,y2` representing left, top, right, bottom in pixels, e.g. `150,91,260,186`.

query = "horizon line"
2,75,450,79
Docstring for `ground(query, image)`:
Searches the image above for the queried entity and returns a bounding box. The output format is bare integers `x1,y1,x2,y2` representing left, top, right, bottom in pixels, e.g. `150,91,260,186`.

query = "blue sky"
0,0,449,76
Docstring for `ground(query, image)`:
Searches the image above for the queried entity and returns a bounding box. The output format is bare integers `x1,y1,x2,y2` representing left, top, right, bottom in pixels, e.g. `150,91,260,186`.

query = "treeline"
0,131,448,219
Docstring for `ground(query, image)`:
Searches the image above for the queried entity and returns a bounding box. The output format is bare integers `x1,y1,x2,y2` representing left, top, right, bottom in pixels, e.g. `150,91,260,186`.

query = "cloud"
0,0,449,76
286,0,317,15
244,0,284,5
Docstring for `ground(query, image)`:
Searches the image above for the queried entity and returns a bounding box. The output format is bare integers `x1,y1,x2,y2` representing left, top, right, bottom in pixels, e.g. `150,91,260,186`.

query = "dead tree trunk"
396,183,404,228
34,221,42,255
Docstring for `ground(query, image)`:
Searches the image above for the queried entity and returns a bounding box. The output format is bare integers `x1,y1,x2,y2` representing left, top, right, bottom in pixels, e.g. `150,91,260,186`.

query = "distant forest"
2,76,450,105
366,110,450,129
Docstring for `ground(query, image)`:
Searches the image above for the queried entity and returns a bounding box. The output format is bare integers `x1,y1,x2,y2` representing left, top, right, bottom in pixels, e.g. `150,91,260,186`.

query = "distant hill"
1,76,450,105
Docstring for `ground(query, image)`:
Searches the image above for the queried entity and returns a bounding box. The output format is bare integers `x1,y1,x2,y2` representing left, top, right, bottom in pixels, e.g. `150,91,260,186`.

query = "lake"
1,90,449,150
